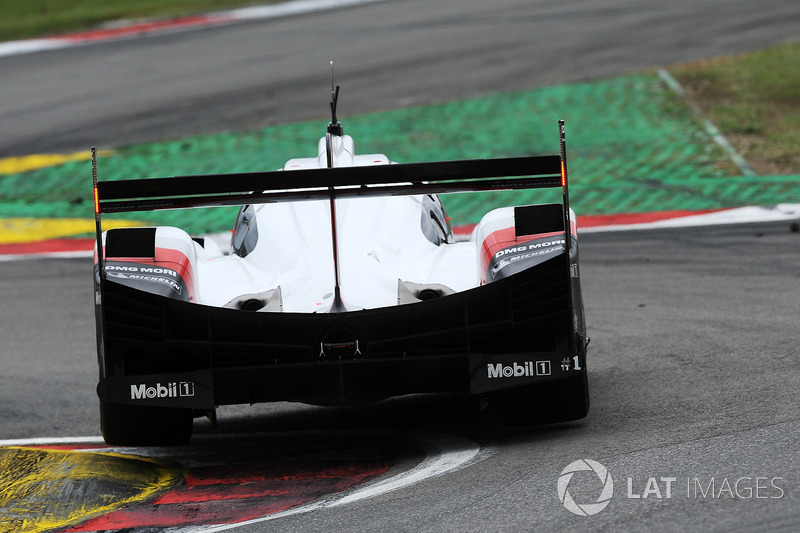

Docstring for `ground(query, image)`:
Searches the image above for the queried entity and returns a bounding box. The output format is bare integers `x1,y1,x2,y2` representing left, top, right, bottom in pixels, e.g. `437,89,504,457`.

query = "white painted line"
0,435,105,447
181,431,488,532
331,431,486,507
219,0,387,21
580,203,800,232
0,39,69,57
657,68,757,177
0,0,388,58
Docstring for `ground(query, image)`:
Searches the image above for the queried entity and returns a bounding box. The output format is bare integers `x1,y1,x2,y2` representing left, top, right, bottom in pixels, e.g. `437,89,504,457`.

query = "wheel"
100,400,193,446
497,372,590,426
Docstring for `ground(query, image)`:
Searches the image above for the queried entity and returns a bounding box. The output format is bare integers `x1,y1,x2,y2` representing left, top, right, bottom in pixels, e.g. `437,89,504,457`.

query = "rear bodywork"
92,120,588,443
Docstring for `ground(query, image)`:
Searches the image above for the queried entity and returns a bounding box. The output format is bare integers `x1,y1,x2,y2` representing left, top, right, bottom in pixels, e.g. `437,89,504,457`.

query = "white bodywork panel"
194,135,480,312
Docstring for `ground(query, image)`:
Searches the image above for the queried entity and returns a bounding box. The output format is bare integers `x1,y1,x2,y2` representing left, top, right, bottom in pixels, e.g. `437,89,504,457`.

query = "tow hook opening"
319,325,362,359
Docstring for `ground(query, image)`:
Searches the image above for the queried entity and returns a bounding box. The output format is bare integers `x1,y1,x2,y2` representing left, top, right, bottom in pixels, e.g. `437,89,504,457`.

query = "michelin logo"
131,381,195,400
106,270,183,295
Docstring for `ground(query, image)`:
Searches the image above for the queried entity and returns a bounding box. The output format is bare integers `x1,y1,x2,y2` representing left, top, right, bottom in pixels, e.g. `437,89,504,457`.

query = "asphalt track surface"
2,0,800,531
1,0,800,157
3,222,800,531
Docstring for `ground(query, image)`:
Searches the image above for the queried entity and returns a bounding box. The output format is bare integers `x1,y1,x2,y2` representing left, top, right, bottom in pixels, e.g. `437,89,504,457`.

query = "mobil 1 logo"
131,381,195,401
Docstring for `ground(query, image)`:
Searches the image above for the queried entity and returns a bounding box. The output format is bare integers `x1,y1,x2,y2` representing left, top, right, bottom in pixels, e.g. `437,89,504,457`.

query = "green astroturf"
1,72,798,234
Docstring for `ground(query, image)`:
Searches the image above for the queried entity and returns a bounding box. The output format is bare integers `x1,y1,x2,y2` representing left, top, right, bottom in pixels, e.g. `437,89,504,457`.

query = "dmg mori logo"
558,459,614,516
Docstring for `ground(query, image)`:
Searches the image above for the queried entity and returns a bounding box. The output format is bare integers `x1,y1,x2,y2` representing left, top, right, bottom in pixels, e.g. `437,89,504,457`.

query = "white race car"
92,91,589,445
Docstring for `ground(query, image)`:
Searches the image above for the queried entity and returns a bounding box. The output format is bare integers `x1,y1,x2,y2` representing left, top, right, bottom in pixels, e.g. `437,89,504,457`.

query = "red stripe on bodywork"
478,221,577,285
98,246,197,302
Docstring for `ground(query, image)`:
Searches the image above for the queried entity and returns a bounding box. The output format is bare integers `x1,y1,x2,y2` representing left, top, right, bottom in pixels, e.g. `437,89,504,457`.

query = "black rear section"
96,250,585,408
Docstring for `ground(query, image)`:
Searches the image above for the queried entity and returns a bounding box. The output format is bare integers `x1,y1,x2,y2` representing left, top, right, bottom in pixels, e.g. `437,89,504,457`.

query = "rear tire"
498,372,589,426
100,401,193,446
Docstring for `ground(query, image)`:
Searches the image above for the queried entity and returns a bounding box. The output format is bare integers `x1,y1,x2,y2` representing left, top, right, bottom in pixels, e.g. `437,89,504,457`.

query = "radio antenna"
327,61,343,136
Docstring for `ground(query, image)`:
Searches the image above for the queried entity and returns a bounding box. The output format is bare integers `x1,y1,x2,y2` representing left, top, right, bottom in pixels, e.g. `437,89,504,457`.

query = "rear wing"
93,120,572,259
96,155,562,212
